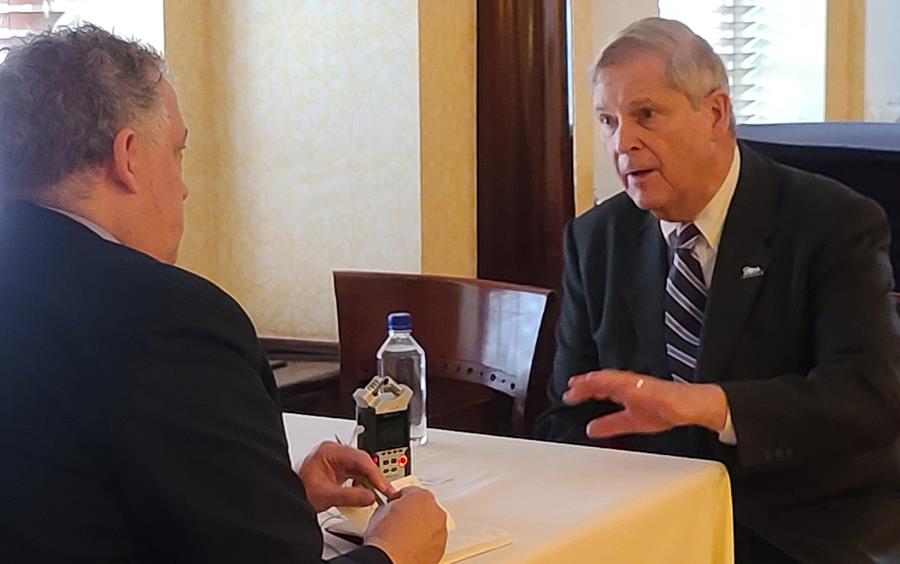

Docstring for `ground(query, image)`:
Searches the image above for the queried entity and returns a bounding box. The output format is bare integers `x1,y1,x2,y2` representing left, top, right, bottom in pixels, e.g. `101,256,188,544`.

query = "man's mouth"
625,168,655,180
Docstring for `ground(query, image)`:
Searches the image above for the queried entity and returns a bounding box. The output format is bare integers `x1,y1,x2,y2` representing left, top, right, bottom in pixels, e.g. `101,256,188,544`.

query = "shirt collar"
660,144,741,250
42,205,121,244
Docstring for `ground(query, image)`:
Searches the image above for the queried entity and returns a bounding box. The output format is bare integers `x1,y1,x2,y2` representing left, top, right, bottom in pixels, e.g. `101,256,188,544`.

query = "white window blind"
659,0,827,125
0,0,164,62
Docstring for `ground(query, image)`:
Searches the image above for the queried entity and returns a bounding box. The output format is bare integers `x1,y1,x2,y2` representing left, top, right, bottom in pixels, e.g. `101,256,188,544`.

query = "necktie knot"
675,223,702,250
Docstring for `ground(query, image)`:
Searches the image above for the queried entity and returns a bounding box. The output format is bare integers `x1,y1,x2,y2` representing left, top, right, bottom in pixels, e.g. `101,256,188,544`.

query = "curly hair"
0,24,167,198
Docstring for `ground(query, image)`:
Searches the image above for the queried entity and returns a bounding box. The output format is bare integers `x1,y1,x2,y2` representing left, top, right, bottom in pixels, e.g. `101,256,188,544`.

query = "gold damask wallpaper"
166,0,430,340
418,0,477,277
164,0,217,279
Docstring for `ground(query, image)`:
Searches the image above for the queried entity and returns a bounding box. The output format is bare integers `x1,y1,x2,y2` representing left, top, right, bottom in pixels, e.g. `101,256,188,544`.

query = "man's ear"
110,128,140,194
706,89,733,139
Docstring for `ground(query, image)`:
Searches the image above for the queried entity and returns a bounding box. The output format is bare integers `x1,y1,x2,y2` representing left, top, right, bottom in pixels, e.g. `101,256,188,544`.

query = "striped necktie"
664,223,707,382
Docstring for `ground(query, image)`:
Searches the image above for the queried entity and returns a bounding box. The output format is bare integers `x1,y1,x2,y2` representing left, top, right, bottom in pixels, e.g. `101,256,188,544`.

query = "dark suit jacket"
536,144,900,563
0,201,389,564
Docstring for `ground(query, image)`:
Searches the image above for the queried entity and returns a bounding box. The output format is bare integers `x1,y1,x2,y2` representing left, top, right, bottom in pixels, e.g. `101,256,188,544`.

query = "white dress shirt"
659,145,741,445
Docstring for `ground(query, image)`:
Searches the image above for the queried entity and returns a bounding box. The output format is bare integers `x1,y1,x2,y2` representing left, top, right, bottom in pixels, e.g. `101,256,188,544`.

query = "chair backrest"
333,271,557,437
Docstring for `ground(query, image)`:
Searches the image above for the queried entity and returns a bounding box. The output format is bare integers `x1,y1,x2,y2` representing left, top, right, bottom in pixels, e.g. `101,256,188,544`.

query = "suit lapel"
696,145,779,383
621,213,670,379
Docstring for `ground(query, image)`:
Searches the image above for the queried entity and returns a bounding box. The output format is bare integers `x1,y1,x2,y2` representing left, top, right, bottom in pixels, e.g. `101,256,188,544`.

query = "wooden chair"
333,271,557,438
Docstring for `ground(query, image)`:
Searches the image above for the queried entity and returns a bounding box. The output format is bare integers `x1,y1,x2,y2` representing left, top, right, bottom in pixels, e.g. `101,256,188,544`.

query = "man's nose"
612,119,641,155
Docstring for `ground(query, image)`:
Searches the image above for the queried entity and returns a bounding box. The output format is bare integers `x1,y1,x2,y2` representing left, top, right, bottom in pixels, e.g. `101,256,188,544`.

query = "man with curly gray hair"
0,24,183,262
0,25,447,564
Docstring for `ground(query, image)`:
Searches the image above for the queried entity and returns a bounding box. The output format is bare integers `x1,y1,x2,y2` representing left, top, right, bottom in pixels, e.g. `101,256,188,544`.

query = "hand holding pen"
297,437,395,512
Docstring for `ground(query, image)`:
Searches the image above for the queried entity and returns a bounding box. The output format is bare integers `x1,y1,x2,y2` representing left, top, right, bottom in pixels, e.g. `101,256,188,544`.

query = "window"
1,0,164,61
865,0,900,123
659,0,827,125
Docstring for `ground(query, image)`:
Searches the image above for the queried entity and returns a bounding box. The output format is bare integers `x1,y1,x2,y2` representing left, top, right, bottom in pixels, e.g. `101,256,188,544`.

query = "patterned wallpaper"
571,0,597,215
418,0,477,277
164,0,216,279
165,0,423,340
571,0,660,204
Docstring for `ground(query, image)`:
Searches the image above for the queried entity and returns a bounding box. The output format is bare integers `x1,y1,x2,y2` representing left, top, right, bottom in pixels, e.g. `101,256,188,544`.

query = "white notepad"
324,520,511,563
439,524,512,563
323,475,512,562
334,475,456,534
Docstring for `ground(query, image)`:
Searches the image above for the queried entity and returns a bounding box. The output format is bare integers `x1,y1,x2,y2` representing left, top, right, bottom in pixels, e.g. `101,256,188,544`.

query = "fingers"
335,445,396,497
398,488,447,528
563,369,640,405
391,485,422,498
301,441,404,512
327,484,377,508
312,441,398,498
384,485,425,502
364,486,447,564
585,411,637,439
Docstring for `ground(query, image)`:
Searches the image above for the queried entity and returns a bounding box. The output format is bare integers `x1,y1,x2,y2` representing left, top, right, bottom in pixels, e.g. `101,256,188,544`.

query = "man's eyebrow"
627,97,655,109
595,97,660,112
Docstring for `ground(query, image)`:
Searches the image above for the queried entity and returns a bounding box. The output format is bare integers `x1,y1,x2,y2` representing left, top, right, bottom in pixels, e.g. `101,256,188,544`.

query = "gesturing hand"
298,441,395,512
563,369,728,439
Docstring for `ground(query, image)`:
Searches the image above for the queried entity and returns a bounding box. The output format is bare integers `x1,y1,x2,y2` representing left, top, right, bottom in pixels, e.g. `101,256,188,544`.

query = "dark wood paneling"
477,0,574,292
259,337,338,361
259,337,341,417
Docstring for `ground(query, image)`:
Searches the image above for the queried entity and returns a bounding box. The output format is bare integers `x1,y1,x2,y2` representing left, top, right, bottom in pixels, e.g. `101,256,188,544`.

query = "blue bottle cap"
387,312,412,331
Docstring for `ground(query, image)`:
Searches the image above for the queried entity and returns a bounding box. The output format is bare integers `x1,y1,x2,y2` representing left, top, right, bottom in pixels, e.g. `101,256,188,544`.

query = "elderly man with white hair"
538,17,900,564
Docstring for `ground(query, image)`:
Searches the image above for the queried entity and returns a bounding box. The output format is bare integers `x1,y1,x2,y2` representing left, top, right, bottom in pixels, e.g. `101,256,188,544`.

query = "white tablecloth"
284,414,734,564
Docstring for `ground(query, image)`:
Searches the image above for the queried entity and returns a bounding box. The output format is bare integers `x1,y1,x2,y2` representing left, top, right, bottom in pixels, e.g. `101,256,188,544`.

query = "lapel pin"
741,265,764,279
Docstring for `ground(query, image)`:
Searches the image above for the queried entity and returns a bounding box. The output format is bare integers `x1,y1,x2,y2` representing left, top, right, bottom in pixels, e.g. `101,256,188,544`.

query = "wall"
571,0,659,206
826,0,865,121
166,0,422,340
164,0,217,279
418,0,477,276
570,0,596,215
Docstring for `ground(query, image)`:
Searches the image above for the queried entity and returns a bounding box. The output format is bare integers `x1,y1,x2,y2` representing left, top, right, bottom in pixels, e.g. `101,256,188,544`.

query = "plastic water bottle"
376,312,427,445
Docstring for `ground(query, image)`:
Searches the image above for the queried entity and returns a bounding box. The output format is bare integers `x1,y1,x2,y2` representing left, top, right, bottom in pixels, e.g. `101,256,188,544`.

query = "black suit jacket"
537,144,900,563
0,202,389,564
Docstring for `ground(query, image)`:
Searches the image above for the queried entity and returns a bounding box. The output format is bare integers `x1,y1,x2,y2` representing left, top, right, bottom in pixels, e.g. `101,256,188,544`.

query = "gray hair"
590,17,735,133
0,24,167,199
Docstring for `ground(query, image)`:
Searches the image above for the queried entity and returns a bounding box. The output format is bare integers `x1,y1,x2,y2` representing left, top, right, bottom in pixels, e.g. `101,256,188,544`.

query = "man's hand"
365,487,448,564
563,369,729,439
298,441,395,512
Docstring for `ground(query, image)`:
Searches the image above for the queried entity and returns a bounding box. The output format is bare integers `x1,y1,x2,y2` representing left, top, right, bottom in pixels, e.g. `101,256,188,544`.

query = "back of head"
0,25,166,202
591,17,734,134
